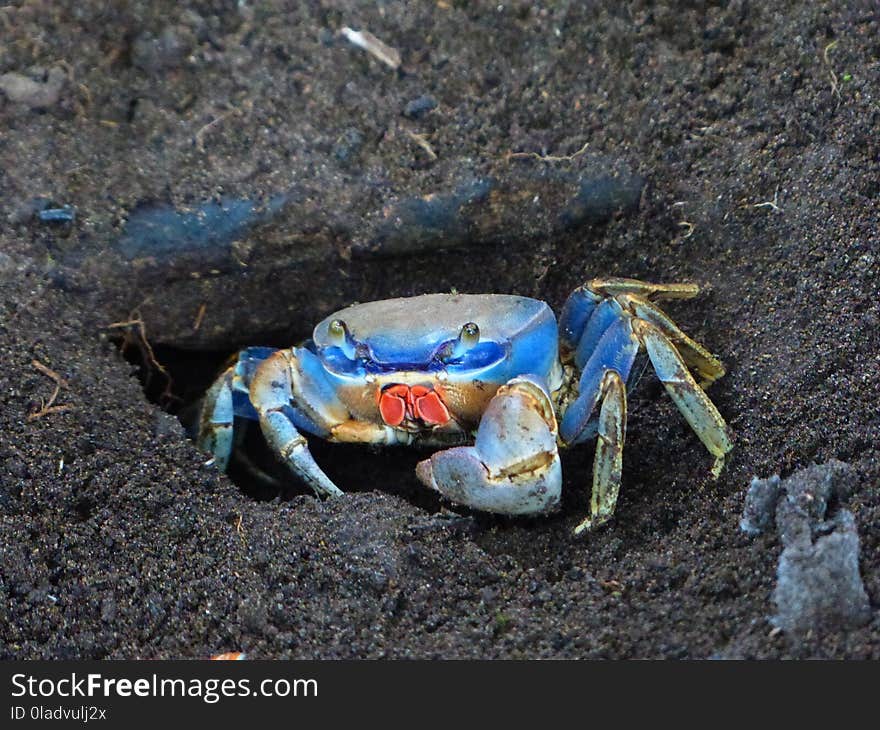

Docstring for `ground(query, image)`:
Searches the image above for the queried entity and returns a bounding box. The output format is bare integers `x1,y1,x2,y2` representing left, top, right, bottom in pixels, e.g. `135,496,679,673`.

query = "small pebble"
0,67,66,109
38,205,76,224
403,94,438,119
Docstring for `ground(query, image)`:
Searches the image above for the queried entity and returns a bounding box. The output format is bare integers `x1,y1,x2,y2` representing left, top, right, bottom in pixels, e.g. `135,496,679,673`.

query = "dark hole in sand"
113,336,445,514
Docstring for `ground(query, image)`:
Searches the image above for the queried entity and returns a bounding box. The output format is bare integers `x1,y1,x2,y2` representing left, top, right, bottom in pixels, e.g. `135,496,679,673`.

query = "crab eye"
439,321,481,362
328,319,347,345
459,322,480,348
327,319,358,359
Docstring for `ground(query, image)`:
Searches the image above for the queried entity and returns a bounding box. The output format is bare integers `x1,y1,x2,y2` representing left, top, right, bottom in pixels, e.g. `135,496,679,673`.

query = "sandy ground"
1,1,878,658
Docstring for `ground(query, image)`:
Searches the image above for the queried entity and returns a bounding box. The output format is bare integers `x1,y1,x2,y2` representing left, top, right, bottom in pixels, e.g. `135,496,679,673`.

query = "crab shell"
309,293,561,432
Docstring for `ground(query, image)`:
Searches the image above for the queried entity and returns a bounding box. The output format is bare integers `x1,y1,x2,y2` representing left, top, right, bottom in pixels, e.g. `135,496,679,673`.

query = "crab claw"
415,377,562,516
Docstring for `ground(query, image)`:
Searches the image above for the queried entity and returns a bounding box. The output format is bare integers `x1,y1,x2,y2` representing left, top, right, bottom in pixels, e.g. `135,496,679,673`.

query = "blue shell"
310,293,558,387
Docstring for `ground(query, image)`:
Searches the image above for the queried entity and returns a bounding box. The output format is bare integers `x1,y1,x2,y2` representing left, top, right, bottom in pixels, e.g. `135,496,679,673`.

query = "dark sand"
1,1,878,658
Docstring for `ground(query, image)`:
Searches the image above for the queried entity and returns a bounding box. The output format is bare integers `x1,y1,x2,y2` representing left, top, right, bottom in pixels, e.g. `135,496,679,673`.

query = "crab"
197,277,731,534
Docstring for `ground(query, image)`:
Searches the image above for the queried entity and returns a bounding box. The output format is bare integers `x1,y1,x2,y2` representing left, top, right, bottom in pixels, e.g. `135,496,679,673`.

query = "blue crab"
197,278,731,533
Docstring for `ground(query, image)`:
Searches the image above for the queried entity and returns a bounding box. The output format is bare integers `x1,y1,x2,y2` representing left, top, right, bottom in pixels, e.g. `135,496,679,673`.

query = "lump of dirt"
0,67,66,109
742,461,871,634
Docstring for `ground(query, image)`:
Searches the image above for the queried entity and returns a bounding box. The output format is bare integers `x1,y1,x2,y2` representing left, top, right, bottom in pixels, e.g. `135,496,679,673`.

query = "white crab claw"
416,377,562,516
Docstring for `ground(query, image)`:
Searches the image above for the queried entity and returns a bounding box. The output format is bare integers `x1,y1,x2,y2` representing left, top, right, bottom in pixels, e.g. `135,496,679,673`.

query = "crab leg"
560,283,731,533
250,350,344,498
559,317,639,446
197,347,278,470
558,317,638,533
572,298,627,369
587,277,701,301
627,297,725,387
558,285,602,354
559,278,699,361
574,370,627,535
415,376,562,516
632,319,732,476
198,367,235,470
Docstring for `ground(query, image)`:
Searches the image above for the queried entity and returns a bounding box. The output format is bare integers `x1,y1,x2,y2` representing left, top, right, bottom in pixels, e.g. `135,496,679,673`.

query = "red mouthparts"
379,383,451,426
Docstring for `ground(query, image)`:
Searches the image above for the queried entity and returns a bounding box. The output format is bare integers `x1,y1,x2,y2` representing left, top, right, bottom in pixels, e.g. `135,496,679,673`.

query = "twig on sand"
235,514,247,545
195,109,235,152
340,27,401,70
107,312,177,405
506,140,589,163
671,201,695,240
28,360,74,421
193,303,207,332
405,130,438,160
823,40,841,101
752,187,783,213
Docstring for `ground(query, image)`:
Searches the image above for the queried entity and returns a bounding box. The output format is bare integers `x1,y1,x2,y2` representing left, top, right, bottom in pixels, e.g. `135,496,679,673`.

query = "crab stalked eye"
460,322,480,348
328,319,346,343
441,321,481,361
327,319,358,359
436,321,482,362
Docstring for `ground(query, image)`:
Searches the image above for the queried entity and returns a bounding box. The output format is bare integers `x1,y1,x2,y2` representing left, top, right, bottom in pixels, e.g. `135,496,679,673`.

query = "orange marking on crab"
412,387,451,425
378,383,451,426
378,383,409,426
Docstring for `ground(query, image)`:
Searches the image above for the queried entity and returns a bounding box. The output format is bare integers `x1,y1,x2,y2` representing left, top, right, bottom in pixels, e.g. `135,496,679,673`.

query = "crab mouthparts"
379,384,451,427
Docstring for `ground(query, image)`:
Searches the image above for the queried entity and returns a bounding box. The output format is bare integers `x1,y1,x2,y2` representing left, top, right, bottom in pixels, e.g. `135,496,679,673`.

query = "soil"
1,1,878,659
